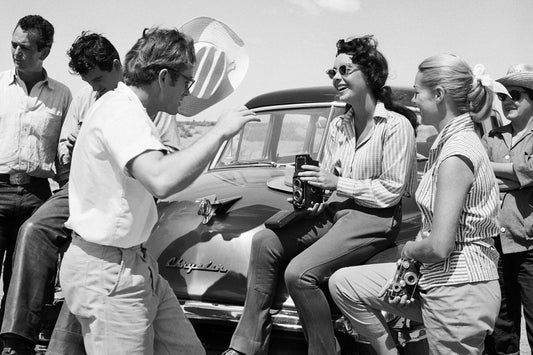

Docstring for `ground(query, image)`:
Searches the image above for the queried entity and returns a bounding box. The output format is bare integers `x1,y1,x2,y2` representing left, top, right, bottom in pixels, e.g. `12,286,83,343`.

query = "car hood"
145,165,421,306
146,166,293,305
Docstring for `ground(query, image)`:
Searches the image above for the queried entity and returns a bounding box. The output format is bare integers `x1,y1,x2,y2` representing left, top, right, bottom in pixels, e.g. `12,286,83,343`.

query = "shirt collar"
342,101,387,122
10,68,52,88
117,82,149,113
433,113,474,148
425,113,474,171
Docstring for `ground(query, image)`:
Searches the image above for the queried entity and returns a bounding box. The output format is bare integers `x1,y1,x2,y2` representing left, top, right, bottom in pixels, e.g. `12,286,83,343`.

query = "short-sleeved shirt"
483,122,533,254
56,85,181,183
0,68,71,178
320,102,417,208
416,113,500,289
65,82,166,248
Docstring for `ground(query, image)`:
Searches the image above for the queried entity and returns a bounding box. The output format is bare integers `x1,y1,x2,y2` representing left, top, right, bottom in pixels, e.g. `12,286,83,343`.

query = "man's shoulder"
46,76,71,95
0,69,14,84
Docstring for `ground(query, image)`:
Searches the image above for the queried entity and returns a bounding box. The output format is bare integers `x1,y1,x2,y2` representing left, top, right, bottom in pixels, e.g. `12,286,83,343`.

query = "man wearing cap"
483,64,533,355
59,27,257,354
0,14,71,333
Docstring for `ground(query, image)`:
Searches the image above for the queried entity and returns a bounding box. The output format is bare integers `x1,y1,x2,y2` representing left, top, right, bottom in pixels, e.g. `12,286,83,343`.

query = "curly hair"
67,32,120,75
15,15,54,51
418,54,494,123
123,27,195,87
336,35,418,131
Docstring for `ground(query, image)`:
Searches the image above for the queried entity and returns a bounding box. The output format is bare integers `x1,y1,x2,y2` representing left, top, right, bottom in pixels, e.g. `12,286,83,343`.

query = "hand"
305,201,326,217
215,106,259,140
65,131,79,154
378,279,415,306
297,165,338,191
285,198,326,217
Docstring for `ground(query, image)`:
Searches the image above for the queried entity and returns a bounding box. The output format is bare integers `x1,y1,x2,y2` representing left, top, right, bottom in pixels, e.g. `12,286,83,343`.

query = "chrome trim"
181,300,427,347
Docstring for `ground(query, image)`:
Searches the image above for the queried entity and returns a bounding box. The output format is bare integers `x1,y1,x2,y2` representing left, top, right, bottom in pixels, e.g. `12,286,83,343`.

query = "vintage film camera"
292,154,324,209
386,257,421,301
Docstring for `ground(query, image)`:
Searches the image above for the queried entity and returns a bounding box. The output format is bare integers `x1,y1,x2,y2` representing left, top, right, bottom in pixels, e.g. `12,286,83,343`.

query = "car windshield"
213,106,345,168
211,102,501,170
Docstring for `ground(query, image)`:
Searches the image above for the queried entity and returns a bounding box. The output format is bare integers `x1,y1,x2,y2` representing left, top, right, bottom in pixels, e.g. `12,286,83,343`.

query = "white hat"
178,17,249,117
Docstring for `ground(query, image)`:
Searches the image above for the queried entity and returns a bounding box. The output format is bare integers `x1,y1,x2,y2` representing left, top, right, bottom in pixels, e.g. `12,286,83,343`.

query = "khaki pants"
329,262,501,355
60,235,205,355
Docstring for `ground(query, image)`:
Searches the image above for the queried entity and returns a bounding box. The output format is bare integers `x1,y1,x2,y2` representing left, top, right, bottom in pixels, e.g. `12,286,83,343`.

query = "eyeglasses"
165,67,195,90
325,64,359,79
508,89,526,102
179,73,195,90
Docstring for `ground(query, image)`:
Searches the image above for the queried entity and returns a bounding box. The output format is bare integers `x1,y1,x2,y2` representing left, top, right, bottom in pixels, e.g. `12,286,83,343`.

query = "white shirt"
65,82,166,247
0,69,71,178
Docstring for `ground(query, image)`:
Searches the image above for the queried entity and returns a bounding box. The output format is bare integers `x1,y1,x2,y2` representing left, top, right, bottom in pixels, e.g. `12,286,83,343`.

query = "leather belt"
0,173,44,186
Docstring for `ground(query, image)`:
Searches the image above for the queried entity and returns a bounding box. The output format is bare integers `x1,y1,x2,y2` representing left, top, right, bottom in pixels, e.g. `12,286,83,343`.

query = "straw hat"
178,17,249,117
496,63,533,91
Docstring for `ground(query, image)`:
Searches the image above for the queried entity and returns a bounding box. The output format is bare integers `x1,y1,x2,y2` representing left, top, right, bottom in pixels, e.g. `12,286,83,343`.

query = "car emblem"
196,194,242,224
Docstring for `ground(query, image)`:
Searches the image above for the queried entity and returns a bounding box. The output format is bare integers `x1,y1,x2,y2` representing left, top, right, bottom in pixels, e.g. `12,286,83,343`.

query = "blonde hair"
418,54,493,122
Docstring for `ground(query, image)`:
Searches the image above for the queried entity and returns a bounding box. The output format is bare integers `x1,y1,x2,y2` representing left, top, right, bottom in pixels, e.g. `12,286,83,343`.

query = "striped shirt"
320,102,417,208
416,113,500,289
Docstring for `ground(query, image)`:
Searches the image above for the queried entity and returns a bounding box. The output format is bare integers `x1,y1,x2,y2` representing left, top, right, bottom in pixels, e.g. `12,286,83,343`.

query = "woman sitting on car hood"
329,54,501,355
222,35,418,355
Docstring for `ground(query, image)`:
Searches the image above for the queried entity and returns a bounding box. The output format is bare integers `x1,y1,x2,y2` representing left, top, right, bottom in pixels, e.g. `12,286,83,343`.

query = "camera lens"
293,190,303,201
293,179,302,188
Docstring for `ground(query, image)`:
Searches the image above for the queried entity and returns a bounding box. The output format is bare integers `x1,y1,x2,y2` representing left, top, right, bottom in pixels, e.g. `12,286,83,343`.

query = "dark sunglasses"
508,89,526,102
325,64,358,79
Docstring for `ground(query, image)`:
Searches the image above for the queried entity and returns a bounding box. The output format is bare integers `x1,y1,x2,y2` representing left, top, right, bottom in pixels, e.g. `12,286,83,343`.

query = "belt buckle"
9,173,31,185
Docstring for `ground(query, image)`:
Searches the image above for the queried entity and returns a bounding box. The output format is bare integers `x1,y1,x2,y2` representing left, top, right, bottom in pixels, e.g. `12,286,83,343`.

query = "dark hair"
123,27,195,87
418,54,493,123
336,35,418,132
15,15,54,51
67,32,120,75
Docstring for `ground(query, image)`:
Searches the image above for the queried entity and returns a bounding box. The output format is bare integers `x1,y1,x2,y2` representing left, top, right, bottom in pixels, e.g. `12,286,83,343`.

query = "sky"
2,0,533,122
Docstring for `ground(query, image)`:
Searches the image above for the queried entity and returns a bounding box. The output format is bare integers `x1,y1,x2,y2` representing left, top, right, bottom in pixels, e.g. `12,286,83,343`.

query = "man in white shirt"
0,15,71,341
61,27,257,354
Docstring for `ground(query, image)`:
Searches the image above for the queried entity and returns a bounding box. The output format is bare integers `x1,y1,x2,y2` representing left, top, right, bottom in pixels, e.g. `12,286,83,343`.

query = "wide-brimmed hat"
496,63,533,91
178,17,249,117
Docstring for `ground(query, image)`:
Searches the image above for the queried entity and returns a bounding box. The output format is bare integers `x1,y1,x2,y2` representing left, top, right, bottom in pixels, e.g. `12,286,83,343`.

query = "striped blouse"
320,102,417,209
416,113,500,289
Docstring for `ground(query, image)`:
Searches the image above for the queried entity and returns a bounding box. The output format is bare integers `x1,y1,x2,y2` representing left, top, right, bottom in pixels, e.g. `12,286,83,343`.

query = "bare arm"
403,155,474,262
128,106,258,199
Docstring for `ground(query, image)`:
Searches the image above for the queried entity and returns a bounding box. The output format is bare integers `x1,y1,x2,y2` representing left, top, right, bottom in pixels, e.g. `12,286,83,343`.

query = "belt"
0,173,45,186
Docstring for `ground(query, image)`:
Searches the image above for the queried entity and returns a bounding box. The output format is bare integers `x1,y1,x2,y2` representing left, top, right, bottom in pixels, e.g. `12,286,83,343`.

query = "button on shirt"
483,122,533,254
65,82,166,248
0,69,71,178
320,102,417,208
416,114,500,289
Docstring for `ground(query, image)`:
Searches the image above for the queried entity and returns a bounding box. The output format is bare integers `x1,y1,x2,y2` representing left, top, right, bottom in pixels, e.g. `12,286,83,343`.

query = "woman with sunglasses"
483,65,533,355
222,35,418,355
329,54,501,355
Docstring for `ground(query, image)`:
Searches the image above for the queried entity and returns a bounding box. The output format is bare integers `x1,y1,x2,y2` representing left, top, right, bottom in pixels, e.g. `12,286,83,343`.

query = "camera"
386,257,421,301
292,154,324,209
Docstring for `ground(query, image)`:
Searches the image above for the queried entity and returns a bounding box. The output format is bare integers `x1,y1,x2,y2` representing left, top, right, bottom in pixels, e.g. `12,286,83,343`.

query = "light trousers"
329,262,501,355
60,235,205,355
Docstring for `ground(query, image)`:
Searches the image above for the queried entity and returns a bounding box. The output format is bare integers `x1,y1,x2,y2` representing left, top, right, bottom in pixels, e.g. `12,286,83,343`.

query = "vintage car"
144,86,500,354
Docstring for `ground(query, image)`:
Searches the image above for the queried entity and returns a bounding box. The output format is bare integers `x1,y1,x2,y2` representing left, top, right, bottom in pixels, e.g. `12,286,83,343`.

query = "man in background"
0,15,71,339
